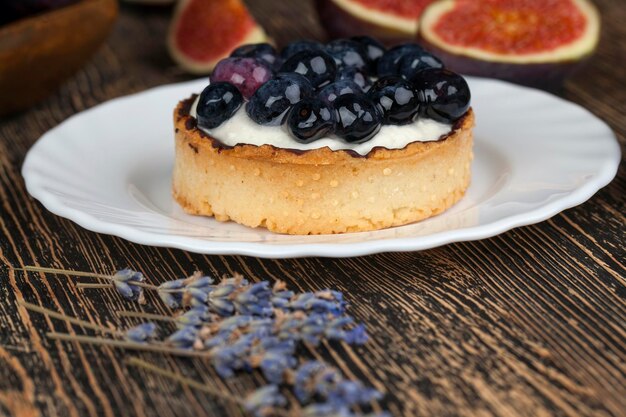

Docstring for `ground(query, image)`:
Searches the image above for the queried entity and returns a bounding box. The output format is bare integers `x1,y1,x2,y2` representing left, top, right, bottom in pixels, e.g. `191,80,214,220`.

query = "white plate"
22,78,620,258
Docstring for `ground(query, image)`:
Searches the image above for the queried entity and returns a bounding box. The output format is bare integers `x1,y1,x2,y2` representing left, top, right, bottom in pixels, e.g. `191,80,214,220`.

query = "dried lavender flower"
113,269,144,283
124,322,157,343
243,385,287,417
235,281,273,316
112,269,145,301
288,291,344,316
294,361,327,402
258,349,297,384
210,333,257,377
293,361,384,409
175,308,210,328
166,326,198,349
183,276,215,306
158,279,185,308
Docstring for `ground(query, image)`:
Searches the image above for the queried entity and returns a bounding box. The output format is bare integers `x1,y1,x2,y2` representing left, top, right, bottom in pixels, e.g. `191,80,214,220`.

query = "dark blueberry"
412,68,471,123
281,40,325,60
398,50,443,80
279,50,337,88
246,73,313,126
230,43,280,69
368,76,419,125
318,80,361,105
196,82,243,129
351,36,386,71
333,93,382,143
325,39,368,70
211,57,273,99
377,44,425,77
286,98,335,143
336,67,372,92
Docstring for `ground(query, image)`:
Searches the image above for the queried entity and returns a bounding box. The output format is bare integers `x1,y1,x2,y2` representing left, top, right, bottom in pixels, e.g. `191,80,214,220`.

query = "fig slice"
316,0,435,44
418,0,600,88
167,0,268,74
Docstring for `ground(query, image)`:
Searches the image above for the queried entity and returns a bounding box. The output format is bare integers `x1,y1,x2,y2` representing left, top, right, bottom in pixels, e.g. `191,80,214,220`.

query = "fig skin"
315,0,415,45
418,36,591,90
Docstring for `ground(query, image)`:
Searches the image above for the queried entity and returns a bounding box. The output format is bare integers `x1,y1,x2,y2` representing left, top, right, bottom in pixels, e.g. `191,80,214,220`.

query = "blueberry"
246,73,313,126
230,43,280,69
333,93,382,143
368,76,419,125
336,67,372,92
318,80,361,105
398,50,443,80
412,68,471,123
279,50,337,88
325,39,368,70
286,98,335,143
351,36,386,71
211,57,273,99
377,44,425,77
281,40,325,60
196,82,243,129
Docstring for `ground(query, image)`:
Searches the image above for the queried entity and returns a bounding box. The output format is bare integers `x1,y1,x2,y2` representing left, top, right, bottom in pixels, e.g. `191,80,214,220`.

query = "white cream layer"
189,96,451,156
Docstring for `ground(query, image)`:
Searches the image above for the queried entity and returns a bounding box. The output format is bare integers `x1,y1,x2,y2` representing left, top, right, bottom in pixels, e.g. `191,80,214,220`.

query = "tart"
172,38,474,235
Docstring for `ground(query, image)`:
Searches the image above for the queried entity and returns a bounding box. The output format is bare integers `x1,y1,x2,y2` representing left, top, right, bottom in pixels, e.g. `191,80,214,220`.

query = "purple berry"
211,57,273,99
281,40,325,60
246,73,313,126
377,44,425,77
230,43,280,69
351,36,386,71
287,98,335,143
318,80,361,105
412,68,471,123
325,39,368,71
333,93,382,143
336,67,372,92
196,82,243,129
279,50,337,88
368,76,419,125
398,50,443,80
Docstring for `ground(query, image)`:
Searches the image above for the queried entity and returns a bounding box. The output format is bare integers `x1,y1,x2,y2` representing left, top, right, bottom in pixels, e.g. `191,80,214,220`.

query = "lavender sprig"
18,266,386,416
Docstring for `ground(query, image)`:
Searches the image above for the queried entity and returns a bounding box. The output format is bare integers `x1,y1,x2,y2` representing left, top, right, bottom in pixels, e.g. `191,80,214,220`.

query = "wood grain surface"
0,1,624,416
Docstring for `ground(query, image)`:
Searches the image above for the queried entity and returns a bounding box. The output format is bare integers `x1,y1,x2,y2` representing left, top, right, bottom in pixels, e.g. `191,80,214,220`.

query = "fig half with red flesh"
418,0,600,88
167,0,268,74
315,0,435,44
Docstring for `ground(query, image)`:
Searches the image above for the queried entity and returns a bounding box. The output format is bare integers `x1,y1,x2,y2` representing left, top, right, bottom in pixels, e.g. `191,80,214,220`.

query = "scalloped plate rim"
22,77,621,258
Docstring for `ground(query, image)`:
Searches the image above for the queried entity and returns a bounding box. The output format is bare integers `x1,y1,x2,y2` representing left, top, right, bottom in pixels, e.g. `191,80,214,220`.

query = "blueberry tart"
172,38,474,235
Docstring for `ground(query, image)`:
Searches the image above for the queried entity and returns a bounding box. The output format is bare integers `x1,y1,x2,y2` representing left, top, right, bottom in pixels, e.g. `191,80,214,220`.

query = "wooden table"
1,1,624,416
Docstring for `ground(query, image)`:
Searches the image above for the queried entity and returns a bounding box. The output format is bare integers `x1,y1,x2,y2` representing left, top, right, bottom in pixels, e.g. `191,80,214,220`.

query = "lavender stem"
116,310,176,322
46,332,211,357
126,357,243,403
19,300,122,336
16,266,159,290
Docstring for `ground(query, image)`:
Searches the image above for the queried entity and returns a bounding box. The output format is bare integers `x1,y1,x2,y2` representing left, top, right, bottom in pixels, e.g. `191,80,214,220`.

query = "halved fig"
315,0,435,44
167,0,268,74
418,0,600,88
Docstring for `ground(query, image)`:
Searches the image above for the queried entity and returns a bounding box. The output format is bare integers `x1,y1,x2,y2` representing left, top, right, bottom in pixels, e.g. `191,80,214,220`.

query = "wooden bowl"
0,0,118,116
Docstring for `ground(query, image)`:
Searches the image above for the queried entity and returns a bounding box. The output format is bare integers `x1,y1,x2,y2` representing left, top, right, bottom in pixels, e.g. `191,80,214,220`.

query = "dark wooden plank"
0,0,624,416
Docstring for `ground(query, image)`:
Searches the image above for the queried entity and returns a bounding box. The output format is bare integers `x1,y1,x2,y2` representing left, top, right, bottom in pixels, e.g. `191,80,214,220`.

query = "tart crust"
172,99,475,235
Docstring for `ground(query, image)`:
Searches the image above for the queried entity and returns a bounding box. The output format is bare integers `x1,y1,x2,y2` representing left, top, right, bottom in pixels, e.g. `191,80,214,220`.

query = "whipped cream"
189,96,451,156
